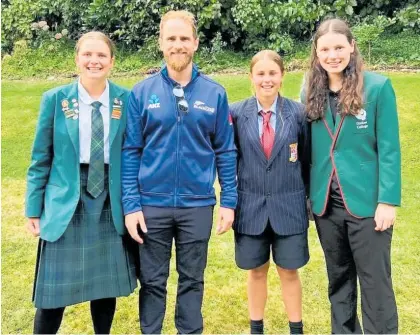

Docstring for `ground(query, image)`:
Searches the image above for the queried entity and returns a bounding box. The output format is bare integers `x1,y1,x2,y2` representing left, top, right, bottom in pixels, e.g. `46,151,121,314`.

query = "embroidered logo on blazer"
355,108,367,121
289,143,298,162
355,108,368,130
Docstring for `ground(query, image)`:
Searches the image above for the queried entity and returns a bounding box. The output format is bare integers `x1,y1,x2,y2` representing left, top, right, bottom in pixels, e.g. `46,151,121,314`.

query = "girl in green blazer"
25,32,137,334
303,19,401,334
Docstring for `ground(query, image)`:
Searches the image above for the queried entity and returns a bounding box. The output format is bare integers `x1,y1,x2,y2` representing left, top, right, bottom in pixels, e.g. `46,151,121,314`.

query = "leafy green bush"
352,15,395,63
3,0,420,56
394,2,420,32
1,38,76,78
231,0,329,53
1,0,40,52
368,31,420,66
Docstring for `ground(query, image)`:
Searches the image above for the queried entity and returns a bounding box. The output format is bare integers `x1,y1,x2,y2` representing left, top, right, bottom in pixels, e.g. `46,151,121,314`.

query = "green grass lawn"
2,72,420,334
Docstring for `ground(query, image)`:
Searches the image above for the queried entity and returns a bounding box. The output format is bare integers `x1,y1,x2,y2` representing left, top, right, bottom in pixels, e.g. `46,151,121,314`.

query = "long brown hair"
305,18,364,121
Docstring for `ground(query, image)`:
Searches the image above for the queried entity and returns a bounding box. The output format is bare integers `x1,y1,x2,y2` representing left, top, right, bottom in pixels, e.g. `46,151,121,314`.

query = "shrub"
352,15,396,63
2,0,420,58
395,2,420,32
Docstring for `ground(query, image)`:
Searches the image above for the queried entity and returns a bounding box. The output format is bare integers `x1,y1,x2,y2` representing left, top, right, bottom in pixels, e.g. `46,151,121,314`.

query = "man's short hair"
160,10,198,38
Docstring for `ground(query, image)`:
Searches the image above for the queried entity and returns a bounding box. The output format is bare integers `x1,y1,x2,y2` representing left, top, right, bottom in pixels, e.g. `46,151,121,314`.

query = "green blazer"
309,71,401,218
25,81,129,242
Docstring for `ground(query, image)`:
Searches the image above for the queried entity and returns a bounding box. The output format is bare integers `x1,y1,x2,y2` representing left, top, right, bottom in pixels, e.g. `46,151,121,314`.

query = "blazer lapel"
60,82,80,157
268,96,290,165
108,82,124,149
333,112,347,147
243,97,266,163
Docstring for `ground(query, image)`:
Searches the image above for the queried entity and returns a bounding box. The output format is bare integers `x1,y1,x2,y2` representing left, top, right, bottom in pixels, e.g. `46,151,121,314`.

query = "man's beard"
165,52,193,72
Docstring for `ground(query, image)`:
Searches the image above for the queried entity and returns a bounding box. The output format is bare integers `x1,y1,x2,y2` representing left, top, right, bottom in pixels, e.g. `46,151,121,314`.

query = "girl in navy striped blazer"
230,50,310,334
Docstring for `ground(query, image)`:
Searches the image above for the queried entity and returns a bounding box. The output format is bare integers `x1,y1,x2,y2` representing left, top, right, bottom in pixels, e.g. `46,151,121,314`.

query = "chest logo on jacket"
193,100,215,113
148,94,161,109
355,108,368,130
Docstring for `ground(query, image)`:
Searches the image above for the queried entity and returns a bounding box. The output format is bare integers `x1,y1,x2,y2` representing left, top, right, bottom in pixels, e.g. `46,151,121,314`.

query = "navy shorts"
234,222,309,270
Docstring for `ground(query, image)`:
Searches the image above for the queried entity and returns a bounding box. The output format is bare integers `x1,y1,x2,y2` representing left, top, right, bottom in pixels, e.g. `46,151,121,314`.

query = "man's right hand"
26,218,40,237
125,211,148,244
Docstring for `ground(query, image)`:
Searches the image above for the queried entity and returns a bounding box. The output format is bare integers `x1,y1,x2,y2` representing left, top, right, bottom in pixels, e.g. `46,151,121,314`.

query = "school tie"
260,111,275,159
87,101,104,198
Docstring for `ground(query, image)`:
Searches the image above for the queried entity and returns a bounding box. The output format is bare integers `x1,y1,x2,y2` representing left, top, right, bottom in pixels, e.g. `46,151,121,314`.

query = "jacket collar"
256,96,278,115
160,63,200,86
244,95,291,120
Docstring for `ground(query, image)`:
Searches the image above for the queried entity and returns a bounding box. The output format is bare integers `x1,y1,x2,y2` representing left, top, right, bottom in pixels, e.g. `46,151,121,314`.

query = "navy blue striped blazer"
230,95,310,236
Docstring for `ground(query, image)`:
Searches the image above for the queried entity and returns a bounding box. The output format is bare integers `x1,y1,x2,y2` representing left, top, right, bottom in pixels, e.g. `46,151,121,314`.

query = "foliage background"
2,0,420,55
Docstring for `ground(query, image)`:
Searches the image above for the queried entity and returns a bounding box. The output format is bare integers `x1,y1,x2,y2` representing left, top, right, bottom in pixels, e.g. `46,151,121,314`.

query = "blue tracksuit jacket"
122,65,237,214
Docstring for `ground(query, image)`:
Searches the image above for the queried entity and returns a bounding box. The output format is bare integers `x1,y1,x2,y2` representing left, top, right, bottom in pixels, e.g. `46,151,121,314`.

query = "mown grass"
2,73,420,334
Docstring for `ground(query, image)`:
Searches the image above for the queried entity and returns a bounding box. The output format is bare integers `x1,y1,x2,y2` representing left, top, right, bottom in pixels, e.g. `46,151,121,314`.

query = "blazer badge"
61,98,79,120
289,143,298,162
112,98,123,119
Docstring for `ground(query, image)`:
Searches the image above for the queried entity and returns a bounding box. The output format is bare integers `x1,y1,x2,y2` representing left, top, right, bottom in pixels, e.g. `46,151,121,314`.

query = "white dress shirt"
78,79,110,164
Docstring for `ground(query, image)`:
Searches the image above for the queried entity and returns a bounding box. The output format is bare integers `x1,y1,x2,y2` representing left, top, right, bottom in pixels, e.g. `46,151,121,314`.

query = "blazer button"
266,167,271,172
267,192,271,197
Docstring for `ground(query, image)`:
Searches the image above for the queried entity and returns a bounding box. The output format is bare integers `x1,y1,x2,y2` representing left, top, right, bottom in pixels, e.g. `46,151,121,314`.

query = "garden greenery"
2,0,420,56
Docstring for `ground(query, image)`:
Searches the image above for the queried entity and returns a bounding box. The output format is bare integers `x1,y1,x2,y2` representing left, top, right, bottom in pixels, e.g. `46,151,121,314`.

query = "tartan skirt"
32,165,138,309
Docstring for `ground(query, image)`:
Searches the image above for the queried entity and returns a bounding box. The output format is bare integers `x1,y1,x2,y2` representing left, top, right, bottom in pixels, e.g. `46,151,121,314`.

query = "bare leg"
248,261,270,321
276,266,302,322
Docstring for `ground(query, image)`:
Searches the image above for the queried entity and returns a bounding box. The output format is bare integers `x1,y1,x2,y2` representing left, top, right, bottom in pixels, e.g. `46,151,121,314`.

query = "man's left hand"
216,207,234,235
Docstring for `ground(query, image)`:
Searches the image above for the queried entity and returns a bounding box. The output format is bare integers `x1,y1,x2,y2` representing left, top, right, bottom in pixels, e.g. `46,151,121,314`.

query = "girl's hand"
374,203,396,231
26,218,40,236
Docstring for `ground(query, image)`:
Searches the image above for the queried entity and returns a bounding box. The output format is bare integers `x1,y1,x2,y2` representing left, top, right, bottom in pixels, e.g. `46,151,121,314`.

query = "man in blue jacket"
122,10,237,334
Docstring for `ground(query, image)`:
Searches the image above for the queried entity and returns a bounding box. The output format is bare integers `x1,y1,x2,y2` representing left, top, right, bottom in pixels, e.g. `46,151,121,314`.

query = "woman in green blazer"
25,32,137,334
303,19,401,334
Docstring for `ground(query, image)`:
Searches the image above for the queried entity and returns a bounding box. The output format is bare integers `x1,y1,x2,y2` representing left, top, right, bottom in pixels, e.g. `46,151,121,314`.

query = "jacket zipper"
174,94,181,207
165,74,199,206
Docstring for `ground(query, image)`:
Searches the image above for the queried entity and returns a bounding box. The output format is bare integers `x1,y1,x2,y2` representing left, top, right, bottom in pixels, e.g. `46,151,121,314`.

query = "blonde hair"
75,31,116,58
250,50,285,74
160,10,197,38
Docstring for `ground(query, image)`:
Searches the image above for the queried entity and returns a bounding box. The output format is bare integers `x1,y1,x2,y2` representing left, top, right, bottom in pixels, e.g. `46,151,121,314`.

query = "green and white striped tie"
87,101,104,198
